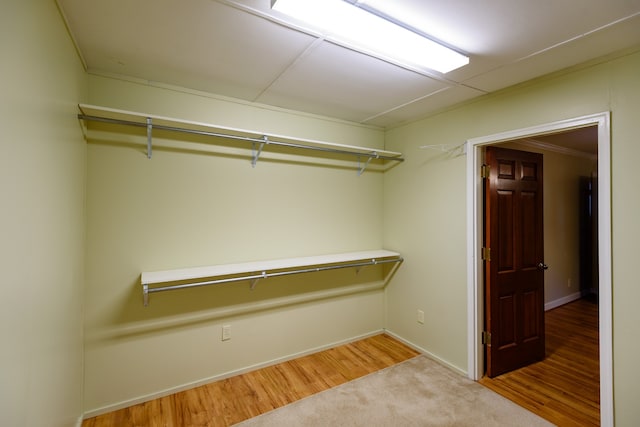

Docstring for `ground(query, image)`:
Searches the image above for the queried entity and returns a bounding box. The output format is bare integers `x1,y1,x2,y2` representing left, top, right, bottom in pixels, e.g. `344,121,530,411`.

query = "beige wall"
3,3,639,424
83,75,389,413
383,49,640,425
0,1,87,426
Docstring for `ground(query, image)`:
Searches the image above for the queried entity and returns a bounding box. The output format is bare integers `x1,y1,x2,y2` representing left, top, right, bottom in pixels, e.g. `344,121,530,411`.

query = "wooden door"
484,147,545,378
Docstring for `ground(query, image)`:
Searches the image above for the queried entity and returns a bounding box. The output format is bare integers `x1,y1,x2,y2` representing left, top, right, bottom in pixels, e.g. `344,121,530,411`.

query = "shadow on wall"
89,264,392,342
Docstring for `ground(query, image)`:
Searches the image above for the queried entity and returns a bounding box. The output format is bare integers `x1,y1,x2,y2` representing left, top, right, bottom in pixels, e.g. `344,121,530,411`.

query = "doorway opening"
465,112,612,426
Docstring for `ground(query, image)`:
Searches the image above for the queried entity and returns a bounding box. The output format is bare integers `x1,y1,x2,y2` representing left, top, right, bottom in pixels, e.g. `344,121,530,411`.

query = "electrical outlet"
568,278,572,288
417,309,425,324
222,324,231,341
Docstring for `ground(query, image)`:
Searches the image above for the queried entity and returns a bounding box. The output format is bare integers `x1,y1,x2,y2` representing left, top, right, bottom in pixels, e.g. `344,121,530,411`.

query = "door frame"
465,112,613,426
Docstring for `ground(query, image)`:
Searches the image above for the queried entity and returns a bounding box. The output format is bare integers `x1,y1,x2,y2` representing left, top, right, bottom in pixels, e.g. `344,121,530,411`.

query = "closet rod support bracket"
250,271,267,290
143,284,149,306
357,152,378,176
252,136,268,168
146,117,153,159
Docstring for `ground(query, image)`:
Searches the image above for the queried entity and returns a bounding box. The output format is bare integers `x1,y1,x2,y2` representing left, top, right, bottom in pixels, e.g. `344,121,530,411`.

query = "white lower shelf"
141,250,403,306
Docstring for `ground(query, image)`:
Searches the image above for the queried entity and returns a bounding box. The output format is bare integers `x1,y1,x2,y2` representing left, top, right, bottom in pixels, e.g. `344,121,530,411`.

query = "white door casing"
465,112,613,426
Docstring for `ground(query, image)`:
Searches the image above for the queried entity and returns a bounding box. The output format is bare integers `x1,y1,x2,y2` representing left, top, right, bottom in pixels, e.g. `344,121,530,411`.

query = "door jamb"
465,112,613,426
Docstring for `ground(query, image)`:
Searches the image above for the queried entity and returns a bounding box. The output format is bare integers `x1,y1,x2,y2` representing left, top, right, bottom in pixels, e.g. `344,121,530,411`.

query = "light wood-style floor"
83,300,598,427
82,333,420,427
480,298,600,427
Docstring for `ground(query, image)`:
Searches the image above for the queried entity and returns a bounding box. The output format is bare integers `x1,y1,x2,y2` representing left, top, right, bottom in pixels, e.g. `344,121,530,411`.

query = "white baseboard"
545,291,582,311
383,329,467,376
82,329,384,420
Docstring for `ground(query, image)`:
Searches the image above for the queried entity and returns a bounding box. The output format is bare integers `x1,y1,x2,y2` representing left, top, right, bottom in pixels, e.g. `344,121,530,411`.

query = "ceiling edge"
85,70,386,131
54,0,88,71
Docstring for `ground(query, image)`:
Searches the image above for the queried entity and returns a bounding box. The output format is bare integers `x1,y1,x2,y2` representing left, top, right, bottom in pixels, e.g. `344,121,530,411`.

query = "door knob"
537,263,549,270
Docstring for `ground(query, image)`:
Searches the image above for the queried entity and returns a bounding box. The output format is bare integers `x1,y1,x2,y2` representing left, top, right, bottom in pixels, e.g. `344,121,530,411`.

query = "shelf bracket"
420,143,467,157
146,117,153,159
250,271,267,290
252,135,268,168
143,283,149,306
357,152,378,176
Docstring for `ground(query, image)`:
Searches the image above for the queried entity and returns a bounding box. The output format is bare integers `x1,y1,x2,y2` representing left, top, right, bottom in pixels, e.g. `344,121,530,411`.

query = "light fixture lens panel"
271,0,468,73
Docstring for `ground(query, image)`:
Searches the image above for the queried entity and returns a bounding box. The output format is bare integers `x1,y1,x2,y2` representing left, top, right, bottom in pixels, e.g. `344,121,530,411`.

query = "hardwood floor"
82,301,599,426
479,298,600,427
82,333,420,427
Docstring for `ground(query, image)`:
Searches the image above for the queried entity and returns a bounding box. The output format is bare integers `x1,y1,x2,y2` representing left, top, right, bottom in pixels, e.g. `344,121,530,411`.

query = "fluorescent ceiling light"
271,0,469,74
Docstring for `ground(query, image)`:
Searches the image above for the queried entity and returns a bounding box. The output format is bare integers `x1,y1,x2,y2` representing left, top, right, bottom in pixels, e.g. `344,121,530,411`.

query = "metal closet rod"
78,114,404,162
142,256,403,305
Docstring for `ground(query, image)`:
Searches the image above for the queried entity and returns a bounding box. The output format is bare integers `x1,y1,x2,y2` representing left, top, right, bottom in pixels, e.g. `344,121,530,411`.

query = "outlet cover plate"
222,324,231,341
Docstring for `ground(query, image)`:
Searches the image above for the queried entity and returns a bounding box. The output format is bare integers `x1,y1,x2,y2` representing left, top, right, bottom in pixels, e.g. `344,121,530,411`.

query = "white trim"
544,292,582,311
465,112,613,427
518,138,597,161
384,330,467,376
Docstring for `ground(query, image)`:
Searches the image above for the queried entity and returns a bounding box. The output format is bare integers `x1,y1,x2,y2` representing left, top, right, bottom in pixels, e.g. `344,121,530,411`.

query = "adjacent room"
2,1,640,426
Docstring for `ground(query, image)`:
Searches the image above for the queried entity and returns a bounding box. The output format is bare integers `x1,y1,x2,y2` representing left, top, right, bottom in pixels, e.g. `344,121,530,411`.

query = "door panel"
522,192,537,266
485,146,545,377
497,294,516,348
522,290,539,340
497,190,514,269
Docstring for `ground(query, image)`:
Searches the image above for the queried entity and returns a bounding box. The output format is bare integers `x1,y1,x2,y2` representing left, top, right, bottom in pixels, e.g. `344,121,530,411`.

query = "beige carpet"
234,355,554,426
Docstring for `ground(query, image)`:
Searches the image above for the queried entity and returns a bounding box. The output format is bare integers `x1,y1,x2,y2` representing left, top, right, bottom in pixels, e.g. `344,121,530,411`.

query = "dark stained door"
484,146,545,378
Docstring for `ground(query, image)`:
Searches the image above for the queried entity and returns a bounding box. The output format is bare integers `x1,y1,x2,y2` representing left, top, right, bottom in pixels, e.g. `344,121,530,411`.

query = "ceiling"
511,125,599,156
58,0,640,130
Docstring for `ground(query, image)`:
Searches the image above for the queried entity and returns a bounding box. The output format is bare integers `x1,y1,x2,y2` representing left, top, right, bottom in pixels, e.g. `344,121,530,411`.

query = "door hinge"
482,331,492,345
481,247,491,261
481,164,490,179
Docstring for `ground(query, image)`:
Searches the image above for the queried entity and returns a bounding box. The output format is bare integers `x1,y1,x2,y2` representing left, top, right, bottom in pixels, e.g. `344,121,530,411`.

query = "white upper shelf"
77,104,404,165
